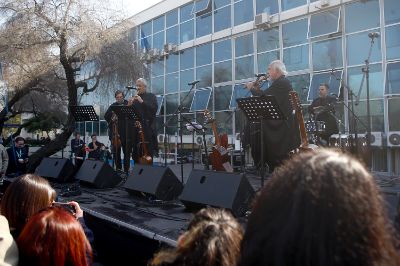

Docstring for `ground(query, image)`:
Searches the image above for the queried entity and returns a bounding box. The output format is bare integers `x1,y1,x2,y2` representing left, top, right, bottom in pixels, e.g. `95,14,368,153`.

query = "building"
77,0,400,173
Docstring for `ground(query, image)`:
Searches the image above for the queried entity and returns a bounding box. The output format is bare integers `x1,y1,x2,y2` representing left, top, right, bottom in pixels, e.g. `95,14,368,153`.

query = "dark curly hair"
239,148,400,266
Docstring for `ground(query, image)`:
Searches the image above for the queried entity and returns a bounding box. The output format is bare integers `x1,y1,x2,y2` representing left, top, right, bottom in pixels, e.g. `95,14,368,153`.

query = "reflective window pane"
215,111,233,134
214,6,231,32
309,8,340,38
196,43,212,66
166,9,178,27
389,98,400,131
308,70,343,101
190,88,212,111
348,64,383,100
385,0,400,25
215,0,230,9
234,0,253,26
180,20,194,43
214,39,232,62
386,62,400,94
180,48,194,70
386,25,400,60
165,73,179,94
153,16,165,33
166,26,179,45
166,94,179,114
151,76,164,95
282,18,308,47
196,12,212,37
287,74,310,104
180,69,194,92
139,36,152,51
215,60,232,83
166,54,179,74
165,115,177,134
347,32,381,66
214,86,233,111
312,38,342,71
256,0,278,15
235,34,253,57
196,65,212,88
257,51,279,73
230,84,251,109
151,61,164,77
180,90,195,110
282,0,307,11
235,55,254,80
195,0,209,12
152,31,165,50
283,45,309,72
140,21,152,37
156,95,164,115
351,100,384,132
181,3,194,22
100,121,108,136
257,27,279,53
345,0,380,33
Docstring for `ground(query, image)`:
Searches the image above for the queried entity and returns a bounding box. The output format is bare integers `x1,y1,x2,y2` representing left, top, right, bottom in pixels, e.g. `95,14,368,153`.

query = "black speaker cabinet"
179,169,255,217
124,165,183,201
34,158,75,182
75,160,121,188
380,187,400,228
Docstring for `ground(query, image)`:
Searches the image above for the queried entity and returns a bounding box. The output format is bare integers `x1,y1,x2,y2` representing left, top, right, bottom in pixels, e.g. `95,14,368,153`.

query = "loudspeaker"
34,158,75,182
75,160,121,188
179,169,255,217
380,187,400,228
124,165,183,201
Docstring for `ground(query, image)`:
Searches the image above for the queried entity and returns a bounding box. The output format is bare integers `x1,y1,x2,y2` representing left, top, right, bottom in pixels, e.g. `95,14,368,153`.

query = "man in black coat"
104,90,135,173
308,83,338,145
127,78,158,164
6,136,29,177
245,60,300,172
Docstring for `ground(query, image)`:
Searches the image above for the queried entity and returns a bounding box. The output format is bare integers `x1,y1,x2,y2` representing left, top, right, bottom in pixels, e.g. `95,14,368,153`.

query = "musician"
70,132,85,169
6,136,29,177
87,134,102,160
308,83,338,145
245,60,300,172
104,90,134,173
127,78,158,164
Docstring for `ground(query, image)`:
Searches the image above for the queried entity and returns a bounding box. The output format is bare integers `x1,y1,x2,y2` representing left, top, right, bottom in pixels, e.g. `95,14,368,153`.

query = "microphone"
255,73,266,78
126,86,137,90
368,32,380,39
188,80,200,86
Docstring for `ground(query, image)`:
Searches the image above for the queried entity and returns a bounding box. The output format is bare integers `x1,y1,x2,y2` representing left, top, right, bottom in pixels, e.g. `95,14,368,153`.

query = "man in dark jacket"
245,60,300,172
6,136,29,177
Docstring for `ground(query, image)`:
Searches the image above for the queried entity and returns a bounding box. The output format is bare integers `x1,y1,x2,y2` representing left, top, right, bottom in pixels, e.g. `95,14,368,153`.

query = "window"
347,31,381,66
257,51,279,73
351,100,384,132
309,8,340,38
166,73,179,93
312,38,342,71
385,0,400,25
140,21,152,37
386,25,400,60
165,115,178,134
234,0,253,26
215,61,232,83
166,26,179,45
214,85,232,110
235,56,254,80
151,61,164,77
181,3,194,22
388,98,400,131
230,84,251,109
256,0,278,15
214,40,232,62
196,44,212,66
156,96,164,115
215,0,230,9
100,121,108,136
235,34,253,57
283,45,309,72
348,63,383,100
257,27,279,53
190,87,212,111
214,5,231,32
281,0,306,11
386,62,400,95
180,69,195,92
308,70,343,101
180,20,194,43
195,0,212,16
152,32,165,50
282,19,308,47
287,74,310,104
180,48,195,70
151,76,164,95
345,0,380,33
196,65,212,88
215,111,233,134
166,54,179,74
166,94,179,114
153,16,165,33
196,12,212,37
166,9,178,27
180,90,195,110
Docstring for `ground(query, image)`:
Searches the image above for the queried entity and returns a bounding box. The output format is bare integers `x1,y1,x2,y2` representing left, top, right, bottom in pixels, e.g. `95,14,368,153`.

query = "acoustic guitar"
289,91,318,151
135,121,153,165
204,110,233,172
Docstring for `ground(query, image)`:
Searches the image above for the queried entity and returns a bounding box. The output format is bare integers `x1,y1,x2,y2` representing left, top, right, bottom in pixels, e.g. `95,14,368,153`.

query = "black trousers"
113,140,133,173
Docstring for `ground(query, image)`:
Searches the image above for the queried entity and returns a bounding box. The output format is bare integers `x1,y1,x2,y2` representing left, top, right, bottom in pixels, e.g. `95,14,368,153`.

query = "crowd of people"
0,148,397,266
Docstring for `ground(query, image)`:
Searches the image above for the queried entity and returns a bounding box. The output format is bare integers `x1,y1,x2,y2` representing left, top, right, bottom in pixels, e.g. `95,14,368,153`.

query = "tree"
0,0,145,171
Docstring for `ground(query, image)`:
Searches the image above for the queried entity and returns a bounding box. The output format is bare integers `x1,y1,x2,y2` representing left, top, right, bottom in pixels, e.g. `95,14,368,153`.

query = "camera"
52,202,76,214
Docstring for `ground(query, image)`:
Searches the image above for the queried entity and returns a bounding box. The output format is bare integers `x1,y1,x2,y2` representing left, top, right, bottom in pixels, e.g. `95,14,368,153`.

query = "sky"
113,0,164,17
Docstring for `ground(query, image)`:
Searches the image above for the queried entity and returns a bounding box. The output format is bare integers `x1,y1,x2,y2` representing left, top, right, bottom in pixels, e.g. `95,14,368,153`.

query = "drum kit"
305,119,327,146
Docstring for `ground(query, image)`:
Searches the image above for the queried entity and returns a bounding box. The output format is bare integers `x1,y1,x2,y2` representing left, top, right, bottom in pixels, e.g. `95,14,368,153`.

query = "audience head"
74,132,81,139
17,206,92,266
151,207,243,266
90,134,97,141
239,148,400,266
1,174,56,236
14,137,25,148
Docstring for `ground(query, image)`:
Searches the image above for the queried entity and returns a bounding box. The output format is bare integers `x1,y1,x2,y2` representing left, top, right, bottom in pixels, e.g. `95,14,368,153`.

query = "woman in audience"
150,207,243,266
239,148,400,266
0,214,18,266
17,206,93,266
0,174,56,238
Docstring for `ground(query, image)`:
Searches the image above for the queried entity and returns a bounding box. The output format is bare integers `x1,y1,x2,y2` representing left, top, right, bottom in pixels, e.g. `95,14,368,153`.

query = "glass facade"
82,0,400,173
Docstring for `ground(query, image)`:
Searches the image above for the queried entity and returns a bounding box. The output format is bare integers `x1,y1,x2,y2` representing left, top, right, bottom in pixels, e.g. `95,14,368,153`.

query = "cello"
135,121,153,165
111,113,122,150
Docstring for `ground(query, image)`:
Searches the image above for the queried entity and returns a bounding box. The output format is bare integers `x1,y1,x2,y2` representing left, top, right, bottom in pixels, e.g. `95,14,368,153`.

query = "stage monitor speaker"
380,187,400,228
34,158,75,182
124,165,183,201
75,160,121,188
179,169,255,217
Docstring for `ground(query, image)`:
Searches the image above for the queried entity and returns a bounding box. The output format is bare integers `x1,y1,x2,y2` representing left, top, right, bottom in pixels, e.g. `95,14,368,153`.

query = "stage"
29,163,400,265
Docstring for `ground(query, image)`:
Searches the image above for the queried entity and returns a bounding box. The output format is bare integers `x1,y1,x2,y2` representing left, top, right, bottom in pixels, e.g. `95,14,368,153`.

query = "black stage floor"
42,164,400,265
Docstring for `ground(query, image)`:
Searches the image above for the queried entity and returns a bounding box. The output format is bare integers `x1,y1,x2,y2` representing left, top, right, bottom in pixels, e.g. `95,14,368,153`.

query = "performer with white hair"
244,60,300,172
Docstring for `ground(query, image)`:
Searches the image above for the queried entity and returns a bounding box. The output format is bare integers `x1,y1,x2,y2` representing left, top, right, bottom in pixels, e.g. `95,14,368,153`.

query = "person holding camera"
6,136,29,177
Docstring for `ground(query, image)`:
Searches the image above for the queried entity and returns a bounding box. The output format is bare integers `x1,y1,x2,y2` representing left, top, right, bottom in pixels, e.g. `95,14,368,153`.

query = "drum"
329,134,351,148
305,120,326,133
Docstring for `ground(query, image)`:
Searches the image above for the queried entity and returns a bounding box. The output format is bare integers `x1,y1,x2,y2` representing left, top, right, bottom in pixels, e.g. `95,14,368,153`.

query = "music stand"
237,95,285,187
69,105,99,122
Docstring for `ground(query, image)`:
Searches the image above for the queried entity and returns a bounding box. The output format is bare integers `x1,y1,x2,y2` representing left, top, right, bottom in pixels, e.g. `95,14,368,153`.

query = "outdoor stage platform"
26,164,400,265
